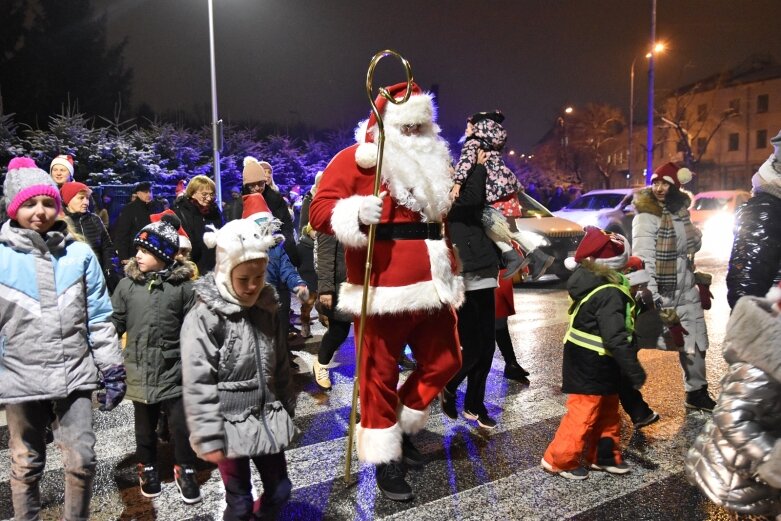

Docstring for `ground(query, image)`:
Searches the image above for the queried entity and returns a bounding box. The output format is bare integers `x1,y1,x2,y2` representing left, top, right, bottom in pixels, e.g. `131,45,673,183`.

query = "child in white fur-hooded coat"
685,285,781,517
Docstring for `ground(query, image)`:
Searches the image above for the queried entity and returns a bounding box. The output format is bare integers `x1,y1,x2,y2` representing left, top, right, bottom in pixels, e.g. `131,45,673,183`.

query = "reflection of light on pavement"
700,212,734,260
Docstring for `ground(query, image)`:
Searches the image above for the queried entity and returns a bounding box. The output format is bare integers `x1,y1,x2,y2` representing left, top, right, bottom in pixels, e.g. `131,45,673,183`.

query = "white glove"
295,285,309,303
358,192,386,225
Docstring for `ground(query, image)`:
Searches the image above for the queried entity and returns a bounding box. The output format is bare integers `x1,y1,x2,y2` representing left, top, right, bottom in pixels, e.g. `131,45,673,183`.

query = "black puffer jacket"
562,264,646,394
447,163,500,275
173,196,223,274
111,258,196,404
726,191,781,309
64,209,118,272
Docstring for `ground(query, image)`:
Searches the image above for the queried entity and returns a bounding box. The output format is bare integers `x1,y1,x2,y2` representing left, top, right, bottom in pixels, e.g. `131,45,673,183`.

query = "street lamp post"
207,0,223,207
646,0,657,185
629,57,637,183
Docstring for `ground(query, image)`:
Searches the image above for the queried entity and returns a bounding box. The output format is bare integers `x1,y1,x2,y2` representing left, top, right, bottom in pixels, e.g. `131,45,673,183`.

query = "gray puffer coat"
111,258,196,404
182,274,297,459
685,296,781,516
632,188,708,354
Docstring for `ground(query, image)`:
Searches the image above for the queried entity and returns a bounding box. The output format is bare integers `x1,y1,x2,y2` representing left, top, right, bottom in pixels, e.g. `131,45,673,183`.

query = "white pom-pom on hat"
355,142,378,168
677,167,693,185
564,256,578,271
243,156,258,167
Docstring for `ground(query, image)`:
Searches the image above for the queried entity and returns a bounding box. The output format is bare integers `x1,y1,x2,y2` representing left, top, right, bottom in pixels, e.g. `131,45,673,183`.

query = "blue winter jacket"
266,243,305,292
0,220,122,404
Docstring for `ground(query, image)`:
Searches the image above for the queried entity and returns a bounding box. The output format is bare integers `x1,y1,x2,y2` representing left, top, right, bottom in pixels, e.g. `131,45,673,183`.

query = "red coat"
309,144,463,316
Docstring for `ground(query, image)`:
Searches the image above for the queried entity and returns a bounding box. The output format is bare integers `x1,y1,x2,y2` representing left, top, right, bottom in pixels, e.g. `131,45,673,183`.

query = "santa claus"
309,82,464,501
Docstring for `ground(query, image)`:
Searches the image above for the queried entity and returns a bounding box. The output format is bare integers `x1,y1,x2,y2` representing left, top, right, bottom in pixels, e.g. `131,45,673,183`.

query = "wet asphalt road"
0,250,772,520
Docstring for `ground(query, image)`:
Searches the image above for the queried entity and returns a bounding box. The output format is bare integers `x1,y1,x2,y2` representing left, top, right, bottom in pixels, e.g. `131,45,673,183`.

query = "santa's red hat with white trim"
564,226,629,271
354,81,437,169
651,162,693,188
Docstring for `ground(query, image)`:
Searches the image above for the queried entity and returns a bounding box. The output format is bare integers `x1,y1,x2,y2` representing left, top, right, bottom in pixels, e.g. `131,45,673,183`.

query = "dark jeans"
446,287,496,414
133,397,197,466
217,452,291,521
317,317,351,365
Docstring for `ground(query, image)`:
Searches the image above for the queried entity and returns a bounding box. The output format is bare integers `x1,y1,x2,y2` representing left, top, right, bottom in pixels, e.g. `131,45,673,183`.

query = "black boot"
376,461,414,501
496,326,530,383
401,434,426,469
440,388,457,420
685,386,716,412
500,250,528,279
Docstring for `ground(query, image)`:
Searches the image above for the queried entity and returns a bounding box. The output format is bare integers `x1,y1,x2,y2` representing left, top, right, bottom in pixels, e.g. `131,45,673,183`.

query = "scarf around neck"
655,203,700,295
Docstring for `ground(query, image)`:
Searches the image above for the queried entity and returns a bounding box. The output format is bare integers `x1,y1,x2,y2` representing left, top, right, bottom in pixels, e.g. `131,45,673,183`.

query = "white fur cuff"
398,404,430,434
331,195,368,248
356,423,402,464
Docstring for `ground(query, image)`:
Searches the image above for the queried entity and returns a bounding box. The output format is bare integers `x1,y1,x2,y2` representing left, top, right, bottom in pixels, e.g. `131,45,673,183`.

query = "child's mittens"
97,364,127,412
295,285,309,303
697,283,714,310
667,323,689,348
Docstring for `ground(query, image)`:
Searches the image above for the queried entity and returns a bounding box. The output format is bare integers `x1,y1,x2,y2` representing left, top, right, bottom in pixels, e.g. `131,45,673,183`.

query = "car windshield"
693,197,729,211
565,193,626,210
517,192,553,218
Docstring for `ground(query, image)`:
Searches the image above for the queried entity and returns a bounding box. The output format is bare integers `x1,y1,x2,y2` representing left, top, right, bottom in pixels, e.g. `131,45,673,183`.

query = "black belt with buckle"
374,222,443,241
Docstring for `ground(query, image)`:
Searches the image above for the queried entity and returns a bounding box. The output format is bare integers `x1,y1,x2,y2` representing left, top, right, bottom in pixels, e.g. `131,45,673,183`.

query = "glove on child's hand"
97,364,127,412
295,285,309,303
667,323,689,348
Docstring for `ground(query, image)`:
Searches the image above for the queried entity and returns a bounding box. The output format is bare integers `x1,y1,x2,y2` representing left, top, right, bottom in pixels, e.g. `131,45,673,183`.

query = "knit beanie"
150,209,191,251
242,156,265,185
134,213,181,265
61,182,91,206
49,155,75,178
564,226,629,270
203,218,280,305
4,157,62,220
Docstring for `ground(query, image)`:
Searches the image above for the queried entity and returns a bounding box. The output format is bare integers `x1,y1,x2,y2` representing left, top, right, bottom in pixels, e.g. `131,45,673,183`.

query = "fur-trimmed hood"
123,256,194,284
633,187,692,216
193,272,279,317
724,296,781,383
567,262,623,302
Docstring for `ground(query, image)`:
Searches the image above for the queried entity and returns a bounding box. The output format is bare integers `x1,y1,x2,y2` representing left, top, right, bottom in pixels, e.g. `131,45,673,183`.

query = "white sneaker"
313,360,332,390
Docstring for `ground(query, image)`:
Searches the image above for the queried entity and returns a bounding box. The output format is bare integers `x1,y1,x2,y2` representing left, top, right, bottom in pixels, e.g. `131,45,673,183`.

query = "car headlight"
517,229,550,248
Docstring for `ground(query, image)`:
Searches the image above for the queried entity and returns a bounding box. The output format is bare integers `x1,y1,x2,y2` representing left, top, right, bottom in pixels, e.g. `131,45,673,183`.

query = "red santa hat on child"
564,226,630,271
651,162,693,189
150,209,190,250
354,81,437,169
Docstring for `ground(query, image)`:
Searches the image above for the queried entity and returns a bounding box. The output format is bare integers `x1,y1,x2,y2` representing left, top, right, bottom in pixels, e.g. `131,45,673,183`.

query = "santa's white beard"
380,127,454,221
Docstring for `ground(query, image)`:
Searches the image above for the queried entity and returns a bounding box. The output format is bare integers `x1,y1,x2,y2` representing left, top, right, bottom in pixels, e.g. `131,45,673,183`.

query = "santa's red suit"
309,85,464,465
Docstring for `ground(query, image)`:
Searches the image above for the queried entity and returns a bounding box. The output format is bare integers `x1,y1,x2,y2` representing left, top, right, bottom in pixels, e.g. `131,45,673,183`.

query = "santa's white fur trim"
355,142,378,168
356,422,402,464
382,92,436,128
336,241,464,315
398,404,430,435
330,195,368,248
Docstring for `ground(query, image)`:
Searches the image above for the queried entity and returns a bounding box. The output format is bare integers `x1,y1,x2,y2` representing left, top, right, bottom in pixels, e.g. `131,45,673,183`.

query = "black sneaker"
633,410,660,429
376,461,414,501
590,461,631,475
401,434,426,469
138,464,162,498
174,464,202,504
540,458,589,480
440,388,457,420
685,387,717,412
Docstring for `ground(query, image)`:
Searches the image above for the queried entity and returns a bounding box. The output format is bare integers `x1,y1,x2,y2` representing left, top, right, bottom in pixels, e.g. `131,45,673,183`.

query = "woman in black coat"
173,175,223,274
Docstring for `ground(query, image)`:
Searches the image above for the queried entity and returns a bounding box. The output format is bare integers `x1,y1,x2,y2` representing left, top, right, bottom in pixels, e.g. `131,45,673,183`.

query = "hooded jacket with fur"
111,258,196,404
632,187,708,354
685,296,781,516
181,274,296,458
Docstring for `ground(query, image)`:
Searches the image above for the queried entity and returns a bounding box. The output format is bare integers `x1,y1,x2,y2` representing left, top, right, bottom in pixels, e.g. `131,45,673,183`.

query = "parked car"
514,191,584,281
690,189,751,258
552,188,636,244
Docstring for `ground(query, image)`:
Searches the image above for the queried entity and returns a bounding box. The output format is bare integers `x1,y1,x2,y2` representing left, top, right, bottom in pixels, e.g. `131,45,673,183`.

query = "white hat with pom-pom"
203,218,279,305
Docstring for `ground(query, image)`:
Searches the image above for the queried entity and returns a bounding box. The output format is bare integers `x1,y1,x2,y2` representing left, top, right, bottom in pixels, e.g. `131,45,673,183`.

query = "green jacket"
111,258,196,404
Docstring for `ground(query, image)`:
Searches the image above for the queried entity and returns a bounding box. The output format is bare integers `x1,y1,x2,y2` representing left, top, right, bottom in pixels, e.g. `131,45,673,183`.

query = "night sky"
103,0,781,152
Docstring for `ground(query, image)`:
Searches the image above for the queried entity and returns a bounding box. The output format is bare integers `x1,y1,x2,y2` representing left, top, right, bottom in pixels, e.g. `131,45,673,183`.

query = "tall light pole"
646,0,657,185
629,43,664,186
207,0,223,207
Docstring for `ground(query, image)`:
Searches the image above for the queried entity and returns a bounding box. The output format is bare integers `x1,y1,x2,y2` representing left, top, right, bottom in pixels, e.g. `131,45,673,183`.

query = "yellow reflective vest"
563,278,636,357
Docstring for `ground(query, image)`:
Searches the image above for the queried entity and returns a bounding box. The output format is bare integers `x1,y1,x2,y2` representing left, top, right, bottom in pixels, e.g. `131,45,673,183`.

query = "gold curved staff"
344,49,414,485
